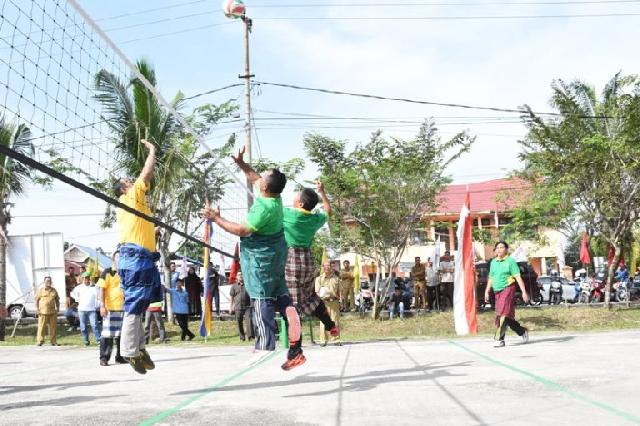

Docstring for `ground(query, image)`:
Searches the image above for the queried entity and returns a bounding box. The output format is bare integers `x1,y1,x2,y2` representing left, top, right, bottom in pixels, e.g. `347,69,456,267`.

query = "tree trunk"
371,259,382,319
605,244,621,309
0,214,7,341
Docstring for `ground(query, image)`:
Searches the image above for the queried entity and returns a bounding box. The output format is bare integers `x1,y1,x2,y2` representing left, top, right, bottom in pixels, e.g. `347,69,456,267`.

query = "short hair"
112,178,127,197
264,169,287,194
170,262,175,266
300,188,320,211
415,257,421,261
343,260,350,265
494,241,509,250
44,276,52,282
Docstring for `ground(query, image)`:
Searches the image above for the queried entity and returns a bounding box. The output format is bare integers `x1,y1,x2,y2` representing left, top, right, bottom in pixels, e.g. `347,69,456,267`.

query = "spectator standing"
339,260,355,312
97,253,126,366
35,276,59,346
166,279,194,341
411,257,427,309
439,251,455,309
426,260,439,312
229,271,254,341
184,267,203,317
388,287,404,319
144,300,166,343
71,272,101,346
210,264,221,318
315,261,341,346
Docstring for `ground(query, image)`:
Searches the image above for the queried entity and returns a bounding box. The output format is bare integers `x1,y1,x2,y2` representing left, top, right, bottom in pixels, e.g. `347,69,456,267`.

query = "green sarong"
239,230,288,299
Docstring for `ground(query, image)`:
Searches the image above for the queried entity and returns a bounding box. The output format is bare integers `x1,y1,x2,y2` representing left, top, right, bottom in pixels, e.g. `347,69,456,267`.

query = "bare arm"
232,146,262,186
515,275,529,303
317,180,332,217
139,139,156,185
202,207,252,237
484,278,493,301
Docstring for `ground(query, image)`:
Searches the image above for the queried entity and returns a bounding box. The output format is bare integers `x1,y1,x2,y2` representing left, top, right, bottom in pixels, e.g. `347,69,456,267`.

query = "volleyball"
222,0,246,19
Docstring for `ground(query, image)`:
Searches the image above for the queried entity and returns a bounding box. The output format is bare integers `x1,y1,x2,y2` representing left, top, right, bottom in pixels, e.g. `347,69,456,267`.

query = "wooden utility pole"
240,15,254,208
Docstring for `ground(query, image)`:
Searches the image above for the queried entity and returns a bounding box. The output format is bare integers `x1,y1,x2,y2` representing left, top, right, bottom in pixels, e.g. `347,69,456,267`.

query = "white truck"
5,232,66,319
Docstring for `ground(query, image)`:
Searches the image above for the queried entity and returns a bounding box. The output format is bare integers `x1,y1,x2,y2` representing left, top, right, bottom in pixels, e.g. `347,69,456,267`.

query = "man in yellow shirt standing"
315,261,341,346
35,277,60,346
112,139,161,375
97,251,126,366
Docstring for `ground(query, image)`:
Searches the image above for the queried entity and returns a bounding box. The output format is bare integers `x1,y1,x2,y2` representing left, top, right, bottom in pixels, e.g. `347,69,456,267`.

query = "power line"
105,12,222,33
118,22,234,45
252,0,640,6
13,213,104,218
182,84,244,101
96,0,209,22
255,12,640,20
253,81,607,117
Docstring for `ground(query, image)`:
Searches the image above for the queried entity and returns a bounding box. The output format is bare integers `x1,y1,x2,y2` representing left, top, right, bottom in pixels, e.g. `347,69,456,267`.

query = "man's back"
282,207,327,248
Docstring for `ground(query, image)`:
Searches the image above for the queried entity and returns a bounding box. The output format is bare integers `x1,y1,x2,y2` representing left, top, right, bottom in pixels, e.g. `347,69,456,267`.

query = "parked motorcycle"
590,278,606,303
613,279,630,303
358,282,374,313
578,279,591,303
549,279,563,305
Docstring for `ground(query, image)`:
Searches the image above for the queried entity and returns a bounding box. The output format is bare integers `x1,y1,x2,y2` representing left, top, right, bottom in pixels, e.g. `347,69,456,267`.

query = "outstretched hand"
232,146,246,165
316,180,325,193
140,138,155,151
201,206,221,221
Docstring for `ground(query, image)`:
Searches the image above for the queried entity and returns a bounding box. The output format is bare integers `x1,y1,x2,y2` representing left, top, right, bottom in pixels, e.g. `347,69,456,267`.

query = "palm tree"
0,116,34,341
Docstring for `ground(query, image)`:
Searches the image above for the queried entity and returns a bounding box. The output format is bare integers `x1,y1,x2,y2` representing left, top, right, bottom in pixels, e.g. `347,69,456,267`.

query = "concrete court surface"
1,330,640,426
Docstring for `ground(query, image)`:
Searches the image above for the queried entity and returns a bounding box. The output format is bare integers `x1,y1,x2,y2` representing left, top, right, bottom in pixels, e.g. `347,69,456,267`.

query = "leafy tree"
516,72,640,305
305,120,474,317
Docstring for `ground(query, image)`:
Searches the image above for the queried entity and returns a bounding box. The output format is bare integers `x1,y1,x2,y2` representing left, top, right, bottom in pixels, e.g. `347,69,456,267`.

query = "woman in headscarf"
485,241,530,348
184,266,203,317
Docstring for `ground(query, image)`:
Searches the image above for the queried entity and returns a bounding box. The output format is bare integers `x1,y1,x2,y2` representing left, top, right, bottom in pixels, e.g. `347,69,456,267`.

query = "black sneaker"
125,356,147,375
100,359,108,366
139,349,155,370
114,356,127,364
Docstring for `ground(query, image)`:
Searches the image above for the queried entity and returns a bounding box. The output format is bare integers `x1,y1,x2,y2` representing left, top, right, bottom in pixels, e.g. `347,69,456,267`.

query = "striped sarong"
285,247,321,315
101,311,123,338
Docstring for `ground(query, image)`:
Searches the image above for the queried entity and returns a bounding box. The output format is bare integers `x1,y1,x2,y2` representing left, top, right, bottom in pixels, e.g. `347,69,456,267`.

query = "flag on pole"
200,220,214,337
579,231,591,265
453,192,478,336
229,242,240,284
353,256,361,293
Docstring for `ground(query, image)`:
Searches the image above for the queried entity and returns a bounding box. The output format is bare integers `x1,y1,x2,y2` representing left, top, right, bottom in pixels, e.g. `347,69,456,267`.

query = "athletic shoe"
37,342,43,346
521,329,529,344
115,356,127,364
329,326,340,337
320,342,327,347
281,353,306,371
493,340,505,348
83,342,90,347
334,342,343,347
246,350,272,367
125,356,147,375
100,359,108,366
139,349,155,370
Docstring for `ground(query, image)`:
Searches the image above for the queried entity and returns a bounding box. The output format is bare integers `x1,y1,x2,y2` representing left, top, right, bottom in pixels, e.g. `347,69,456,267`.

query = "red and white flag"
453,192,478,335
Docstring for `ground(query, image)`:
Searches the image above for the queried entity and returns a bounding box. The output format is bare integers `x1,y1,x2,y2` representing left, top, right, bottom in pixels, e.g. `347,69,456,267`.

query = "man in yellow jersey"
111,139,160,375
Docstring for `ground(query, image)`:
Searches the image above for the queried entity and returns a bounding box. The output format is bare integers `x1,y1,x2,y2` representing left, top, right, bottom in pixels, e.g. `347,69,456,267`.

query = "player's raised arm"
232,146,262,186
139,139,156,185
317,180,332,217
201,206,252,237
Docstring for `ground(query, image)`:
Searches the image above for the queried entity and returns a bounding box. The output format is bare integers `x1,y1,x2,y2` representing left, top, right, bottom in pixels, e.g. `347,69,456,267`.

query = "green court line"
139,350,282,426
449,340,640,425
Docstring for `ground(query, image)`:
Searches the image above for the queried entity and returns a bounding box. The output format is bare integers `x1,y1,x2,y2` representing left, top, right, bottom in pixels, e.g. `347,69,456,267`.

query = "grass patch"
2,306,639,347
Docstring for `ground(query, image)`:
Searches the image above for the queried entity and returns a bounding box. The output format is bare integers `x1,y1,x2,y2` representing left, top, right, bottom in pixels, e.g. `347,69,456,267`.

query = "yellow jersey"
117,178,156,252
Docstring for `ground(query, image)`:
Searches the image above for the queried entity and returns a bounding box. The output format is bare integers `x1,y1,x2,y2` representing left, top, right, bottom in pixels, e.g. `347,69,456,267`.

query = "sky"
8,0,640,253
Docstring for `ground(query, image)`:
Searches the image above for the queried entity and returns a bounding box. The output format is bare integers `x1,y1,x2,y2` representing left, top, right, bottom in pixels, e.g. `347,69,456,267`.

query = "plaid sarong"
285,247,321,315
101,311,123,338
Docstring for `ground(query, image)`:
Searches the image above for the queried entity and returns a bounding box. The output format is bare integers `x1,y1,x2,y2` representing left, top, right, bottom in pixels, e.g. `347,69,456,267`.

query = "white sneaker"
246,350,272,367
521,329,529,344
493,340,505,348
